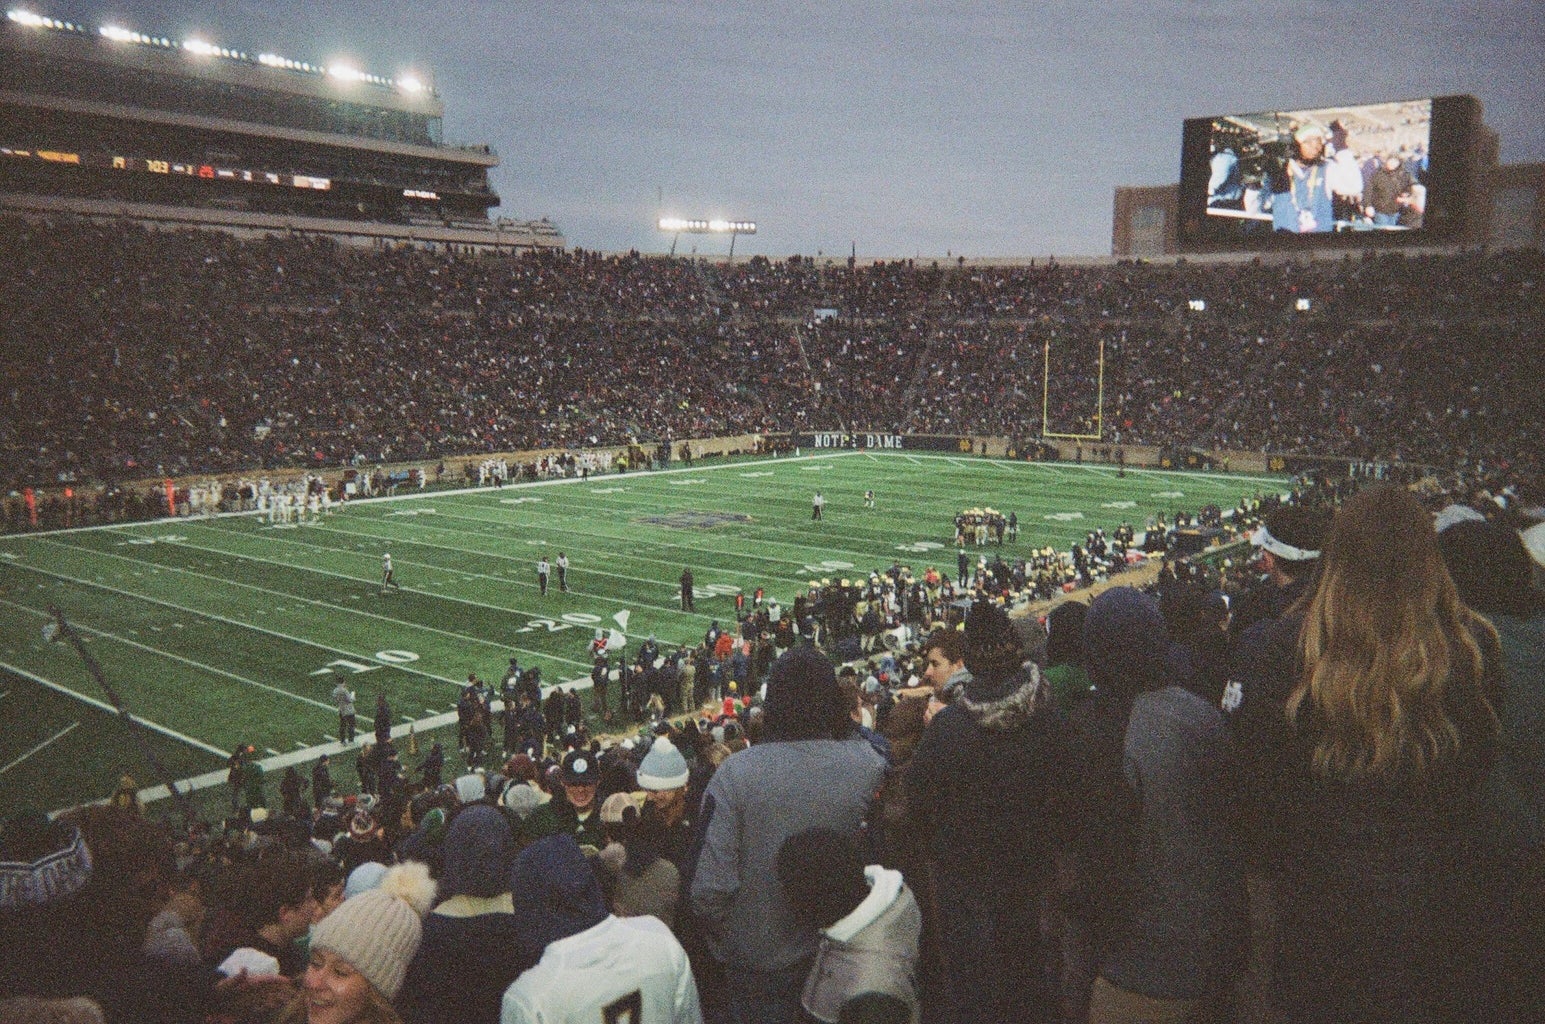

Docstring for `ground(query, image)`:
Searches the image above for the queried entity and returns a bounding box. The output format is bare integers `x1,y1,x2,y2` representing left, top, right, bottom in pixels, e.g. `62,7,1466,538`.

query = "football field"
0,451,1287,817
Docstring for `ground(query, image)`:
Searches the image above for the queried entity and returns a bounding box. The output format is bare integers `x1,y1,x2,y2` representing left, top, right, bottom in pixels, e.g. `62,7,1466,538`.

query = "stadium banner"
794,432,967,452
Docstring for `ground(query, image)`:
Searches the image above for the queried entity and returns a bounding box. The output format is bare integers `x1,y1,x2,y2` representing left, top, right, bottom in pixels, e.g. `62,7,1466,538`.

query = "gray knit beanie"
309,861,435,1000
636,736,690,791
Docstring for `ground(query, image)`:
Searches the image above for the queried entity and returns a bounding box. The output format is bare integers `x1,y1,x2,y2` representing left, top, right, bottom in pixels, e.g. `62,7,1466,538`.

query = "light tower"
657,217,757,260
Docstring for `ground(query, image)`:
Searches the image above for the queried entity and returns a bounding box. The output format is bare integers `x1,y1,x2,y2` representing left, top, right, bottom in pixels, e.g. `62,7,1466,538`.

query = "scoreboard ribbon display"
0,144,332,190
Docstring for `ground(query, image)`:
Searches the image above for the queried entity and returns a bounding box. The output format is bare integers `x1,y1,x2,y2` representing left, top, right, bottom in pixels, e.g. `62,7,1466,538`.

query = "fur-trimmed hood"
957,663,1049,732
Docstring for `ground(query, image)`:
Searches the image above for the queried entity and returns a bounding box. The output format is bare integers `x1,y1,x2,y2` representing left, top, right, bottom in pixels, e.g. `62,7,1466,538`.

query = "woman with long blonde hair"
1234,484,1513,1024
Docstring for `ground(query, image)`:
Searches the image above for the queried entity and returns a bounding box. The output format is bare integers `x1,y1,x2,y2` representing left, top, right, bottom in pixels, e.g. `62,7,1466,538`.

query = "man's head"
1384,154,1403,172
559,750,598,812
239,848,319,943
777,827,869,931
919,628,965,691
1294,124,1326,163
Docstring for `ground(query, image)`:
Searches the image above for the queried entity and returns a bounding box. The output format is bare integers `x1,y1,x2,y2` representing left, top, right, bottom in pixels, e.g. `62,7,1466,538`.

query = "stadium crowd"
1,217,1542,1024
1,216,1539,505
3,477,1542,1024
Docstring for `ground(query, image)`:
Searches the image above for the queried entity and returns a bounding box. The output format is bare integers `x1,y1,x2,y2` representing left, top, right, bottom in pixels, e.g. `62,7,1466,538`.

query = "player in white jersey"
381,551,400,592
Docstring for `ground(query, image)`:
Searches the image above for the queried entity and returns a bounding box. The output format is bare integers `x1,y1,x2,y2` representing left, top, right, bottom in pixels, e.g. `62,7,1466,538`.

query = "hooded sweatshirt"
906,658,1066,884
1063,586,1246,1002
399,806,529,1024
800,866,923,1024
501,834,703,1024
690,645,887,971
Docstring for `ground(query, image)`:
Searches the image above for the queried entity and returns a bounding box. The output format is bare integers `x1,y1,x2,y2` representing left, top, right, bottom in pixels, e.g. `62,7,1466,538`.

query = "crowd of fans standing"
1,216,1539,499
1,216,1542,1023
3,478,1542,1024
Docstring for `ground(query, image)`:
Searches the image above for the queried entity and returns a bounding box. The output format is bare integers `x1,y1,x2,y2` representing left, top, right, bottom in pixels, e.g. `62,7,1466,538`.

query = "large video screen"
1177,95,1480,248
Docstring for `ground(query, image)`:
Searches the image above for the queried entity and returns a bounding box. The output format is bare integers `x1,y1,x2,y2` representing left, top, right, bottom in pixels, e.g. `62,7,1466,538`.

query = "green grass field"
0,451,1286,818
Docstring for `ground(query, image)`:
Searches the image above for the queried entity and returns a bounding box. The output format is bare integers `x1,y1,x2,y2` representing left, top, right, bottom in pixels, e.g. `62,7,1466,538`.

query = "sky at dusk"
31,1,1545,258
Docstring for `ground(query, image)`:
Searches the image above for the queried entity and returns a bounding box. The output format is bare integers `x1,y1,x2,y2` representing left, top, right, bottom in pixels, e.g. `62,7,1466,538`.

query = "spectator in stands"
502,834,701,1023
275,862,435,1024
398,805,528,1024
595,792,680,929
1061,587,1246,1023
690,645,887,1024
905,600,1065,1023
1436,514,1545,1019
524,749,606,850
914,627,967,725
200,848,318,978
1232,484,1513,1023
0,809,166,1020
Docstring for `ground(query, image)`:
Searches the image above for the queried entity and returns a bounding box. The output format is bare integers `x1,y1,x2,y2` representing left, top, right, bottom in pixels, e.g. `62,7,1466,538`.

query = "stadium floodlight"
658,218,756,234
328,62,364,82
183,37,218,56
1188,299,1206,312
1295,297,1312,311
398,73,425,94
7,9,46,27
100,24,133,42
657,216,757,259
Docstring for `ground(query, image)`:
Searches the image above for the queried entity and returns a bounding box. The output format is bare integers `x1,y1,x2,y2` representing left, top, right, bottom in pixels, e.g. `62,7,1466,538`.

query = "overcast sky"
44,1,1545,257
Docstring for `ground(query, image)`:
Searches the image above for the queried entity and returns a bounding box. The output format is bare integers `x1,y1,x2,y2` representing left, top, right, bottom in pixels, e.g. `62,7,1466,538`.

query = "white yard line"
42,537,592,670
0,662,226,756
0,722,81,777
7,555,468,688
0,596,367,721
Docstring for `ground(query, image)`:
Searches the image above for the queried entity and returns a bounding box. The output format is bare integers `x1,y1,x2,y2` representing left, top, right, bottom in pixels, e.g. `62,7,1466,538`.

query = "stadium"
0,6,1541,1024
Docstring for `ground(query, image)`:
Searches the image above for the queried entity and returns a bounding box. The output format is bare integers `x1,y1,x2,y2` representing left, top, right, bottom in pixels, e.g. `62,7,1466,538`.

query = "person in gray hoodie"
1062,586,1246,1024
690,644,888,1024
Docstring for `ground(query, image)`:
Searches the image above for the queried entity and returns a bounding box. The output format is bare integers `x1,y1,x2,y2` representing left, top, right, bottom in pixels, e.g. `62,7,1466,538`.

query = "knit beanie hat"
500,782,548,820
636,736,690,791
1082,586,1167,699
309,861,436,1001
763,645,846,741
454,772,487,805
963,600,1022,679
441,805,514,899
0,814,93,910
342,860,388,899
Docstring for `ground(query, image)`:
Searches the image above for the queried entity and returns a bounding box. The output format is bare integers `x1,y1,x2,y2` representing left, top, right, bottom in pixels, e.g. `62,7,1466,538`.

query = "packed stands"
2,215,1539,497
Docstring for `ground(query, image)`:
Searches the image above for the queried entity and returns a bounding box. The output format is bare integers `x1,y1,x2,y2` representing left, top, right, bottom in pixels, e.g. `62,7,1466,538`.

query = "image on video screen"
1204,99,1432,236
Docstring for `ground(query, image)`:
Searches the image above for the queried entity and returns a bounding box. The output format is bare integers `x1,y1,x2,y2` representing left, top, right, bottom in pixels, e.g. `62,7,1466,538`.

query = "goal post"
1041,334,1105,441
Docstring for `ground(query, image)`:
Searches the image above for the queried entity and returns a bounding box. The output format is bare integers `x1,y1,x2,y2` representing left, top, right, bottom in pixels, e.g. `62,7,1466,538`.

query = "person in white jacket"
777,827,922,1024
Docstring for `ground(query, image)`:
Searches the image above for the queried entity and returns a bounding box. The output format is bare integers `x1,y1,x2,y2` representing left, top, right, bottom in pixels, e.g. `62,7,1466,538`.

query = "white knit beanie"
636,736,690,791
309,861,435,1000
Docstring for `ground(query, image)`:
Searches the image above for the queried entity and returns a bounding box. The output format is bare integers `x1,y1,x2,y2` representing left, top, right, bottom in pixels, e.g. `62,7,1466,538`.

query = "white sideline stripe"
0,596,365,721
0,661,226,756
88,532,592,669
9,554,466,689
0,722,80,776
